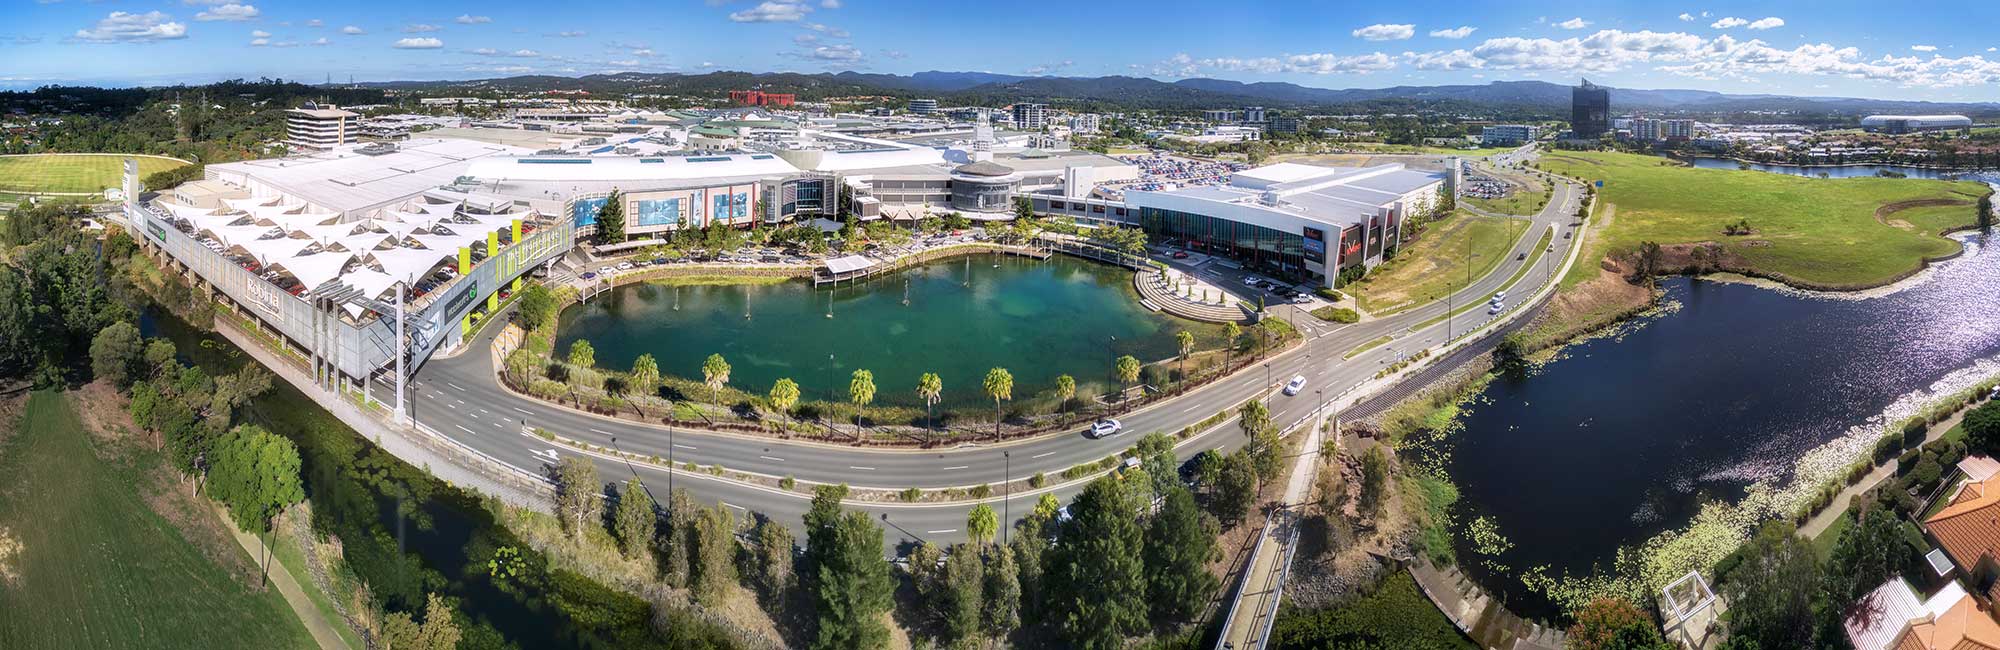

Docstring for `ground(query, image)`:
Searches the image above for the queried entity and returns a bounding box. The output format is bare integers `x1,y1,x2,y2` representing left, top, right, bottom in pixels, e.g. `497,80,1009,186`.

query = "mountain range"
363,70,2000,116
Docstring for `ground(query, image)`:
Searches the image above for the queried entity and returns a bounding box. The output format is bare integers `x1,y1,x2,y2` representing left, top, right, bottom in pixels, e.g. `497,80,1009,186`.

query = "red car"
1171,251,1189,259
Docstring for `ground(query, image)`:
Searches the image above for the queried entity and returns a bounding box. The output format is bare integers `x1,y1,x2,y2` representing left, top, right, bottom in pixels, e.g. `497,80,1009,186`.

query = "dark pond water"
1687,157,2000,183
1446,228,2000,618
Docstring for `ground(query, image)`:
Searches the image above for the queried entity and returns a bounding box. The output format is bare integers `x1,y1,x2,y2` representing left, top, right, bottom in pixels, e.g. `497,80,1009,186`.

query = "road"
384,177,1581,550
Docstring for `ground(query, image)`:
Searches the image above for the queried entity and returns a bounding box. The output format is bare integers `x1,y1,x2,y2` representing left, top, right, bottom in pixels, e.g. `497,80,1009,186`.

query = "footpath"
1798,406,1976,540
212,503,352,650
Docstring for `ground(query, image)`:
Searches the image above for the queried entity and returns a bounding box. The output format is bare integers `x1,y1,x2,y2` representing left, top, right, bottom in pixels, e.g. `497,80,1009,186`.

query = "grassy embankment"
0,154,186,195
0,391,315,650
1463,169,1551,216
1267,572,1476,649
1350,211,1522,316
1522,150,1992,348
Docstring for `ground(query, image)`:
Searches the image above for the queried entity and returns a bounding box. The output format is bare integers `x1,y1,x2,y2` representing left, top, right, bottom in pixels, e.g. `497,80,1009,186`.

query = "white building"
907,98,938,114
1069,113,1103,134
1861,114,1972,134
286,104,360,150
1480,124,1538,146
1011,103,1047,130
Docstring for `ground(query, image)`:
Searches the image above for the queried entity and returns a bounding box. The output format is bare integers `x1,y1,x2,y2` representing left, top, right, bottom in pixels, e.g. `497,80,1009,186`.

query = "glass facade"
636,198,681,227
571,196,608,228
1139,207,1309,280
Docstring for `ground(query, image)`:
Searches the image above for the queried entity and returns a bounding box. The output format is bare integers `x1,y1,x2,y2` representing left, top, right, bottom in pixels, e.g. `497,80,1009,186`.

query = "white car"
1492,290,1507,301
1283,374,1307,396
1090,419,1124,438
1488,303,1504,315
1241,276,1263,286
616,262,634,271
1290,294,1313,304
597,266,615,276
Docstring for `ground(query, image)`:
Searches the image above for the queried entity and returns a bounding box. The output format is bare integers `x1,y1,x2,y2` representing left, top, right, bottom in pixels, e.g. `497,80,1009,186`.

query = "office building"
1011,103,1047,130
286,103,360,150
1242,106,1267,124
1126,161,1451,288
1267,116,1302,135
1069,113,1103,134
1860,115,1972,134
1663,119,1694,141
907,98,938,114
1571,79,1610,139
1480,124,1538,146
1203,109,1240,123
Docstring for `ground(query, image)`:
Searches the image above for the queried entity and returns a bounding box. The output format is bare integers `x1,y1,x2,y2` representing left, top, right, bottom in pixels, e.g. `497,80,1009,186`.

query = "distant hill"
360,70,2000,116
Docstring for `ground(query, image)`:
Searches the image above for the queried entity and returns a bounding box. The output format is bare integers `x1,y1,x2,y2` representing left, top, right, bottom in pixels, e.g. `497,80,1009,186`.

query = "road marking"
512,407,535,415
492,421,505,428
456,425,474,435
448,382,465,392
673,444,697,450
759,455,786,462
721,502,746,511
1031,451,1055,459
926,529,957,534
447,403,458,409
942,465,968,471
849,466,875,471
1182,404,1203,413
588,428,613,435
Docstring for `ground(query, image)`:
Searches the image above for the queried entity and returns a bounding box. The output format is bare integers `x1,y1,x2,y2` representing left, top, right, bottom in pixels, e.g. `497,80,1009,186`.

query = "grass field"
1537,151,1992,288
1351,211,1523,315
1342,142,1518,157
0,154,187,195
1268,571,1477,650
0,391,314,650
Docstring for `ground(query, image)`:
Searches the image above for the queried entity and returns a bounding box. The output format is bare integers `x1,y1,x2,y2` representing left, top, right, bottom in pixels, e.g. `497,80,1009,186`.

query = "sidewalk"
1217,405,1328,649
213,504,352,650
1798,406,1974,540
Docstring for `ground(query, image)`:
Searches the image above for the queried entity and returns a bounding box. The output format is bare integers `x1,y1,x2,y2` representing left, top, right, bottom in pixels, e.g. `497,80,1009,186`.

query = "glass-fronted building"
1138,206,1310,280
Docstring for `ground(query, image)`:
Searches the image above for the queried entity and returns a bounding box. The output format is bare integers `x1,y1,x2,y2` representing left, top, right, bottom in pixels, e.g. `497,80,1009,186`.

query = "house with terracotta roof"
1926,470,2000,600
1845,578,2000,650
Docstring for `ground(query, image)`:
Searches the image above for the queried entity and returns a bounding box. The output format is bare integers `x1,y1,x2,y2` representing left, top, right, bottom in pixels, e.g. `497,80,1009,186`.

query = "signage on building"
1302,226,1325,260
443,280,480,321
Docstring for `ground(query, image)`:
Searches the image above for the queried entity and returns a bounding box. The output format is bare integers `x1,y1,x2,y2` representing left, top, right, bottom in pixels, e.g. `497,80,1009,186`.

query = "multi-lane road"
384,176,1580,550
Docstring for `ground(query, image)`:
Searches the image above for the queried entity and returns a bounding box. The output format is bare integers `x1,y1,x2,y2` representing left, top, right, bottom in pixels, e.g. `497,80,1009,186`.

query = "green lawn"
1464,188,1551,216
1351,212,1523,315
0,391,315,650
1811,510,1854,560
1343,142,1519,157
1537,151,1992,289
1268,571,1476,650
0,154,187,194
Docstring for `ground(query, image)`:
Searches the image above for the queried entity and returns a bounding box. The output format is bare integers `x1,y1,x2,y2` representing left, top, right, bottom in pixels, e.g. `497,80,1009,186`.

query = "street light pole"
1263,362,1272,394
1003,450,1011,546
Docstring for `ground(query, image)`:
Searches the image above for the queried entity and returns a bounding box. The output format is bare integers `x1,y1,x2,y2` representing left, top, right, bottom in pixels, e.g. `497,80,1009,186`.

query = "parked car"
1171,251,1190,259
598,266,615,275
1090,418,1124,438
1283,375,1307,396
1291,294,1313,304
616,262,634,271
580,271,597,280
1241,276,1263,286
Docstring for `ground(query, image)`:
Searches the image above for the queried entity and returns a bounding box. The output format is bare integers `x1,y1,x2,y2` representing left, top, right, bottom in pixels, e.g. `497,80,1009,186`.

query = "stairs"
1132,268,1251,323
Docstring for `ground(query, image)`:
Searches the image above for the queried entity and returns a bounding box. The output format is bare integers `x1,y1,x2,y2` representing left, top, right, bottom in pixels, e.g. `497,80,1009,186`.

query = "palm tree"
701,353,731,404
966,504,998,546
769,378,799,428
1054,374,1075,426
916,372,943,444
983,367,1013,442
1239,398,1270,440
1223,322,1242,372
848,369,875,440
1114,355,1141,401
630,353,660,407
1176,330,1195,389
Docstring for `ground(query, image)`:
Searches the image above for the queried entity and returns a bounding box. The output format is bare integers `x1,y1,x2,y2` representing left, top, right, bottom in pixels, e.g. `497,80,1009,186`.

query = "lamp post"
1263,361,1272,395
1003,450,1012,546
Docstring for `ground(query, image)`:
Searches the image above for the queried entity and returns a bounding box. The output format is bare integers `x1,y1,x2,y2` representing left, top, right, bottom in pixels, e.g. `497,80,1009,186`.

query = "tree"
967,503,998,546
552,456,602,540
808,508,895,650
984,367,1012,442
690,503,737,604
1175,330,1195,386
612,479,655,560
1146,486,1220,623
1716,522,1828,649
701,353,731,404
514,282,557,331
1239,398,1271,440
629,354,660,400
1046,477,1147,649
1214,450,1257,524
1965,400,2000,455
381,593,463,650
1978,192,1994,231
1222,322,1242,371
941,543,987,646
1013,195,1036,221
1054,374,1076,425
206,424,303,534
1114,355,1141,398
981,543,1022,644
749,518,796,605
567,339,595,370
1823,506,1912,610
89,321,144,388
1634,240,1664,281
1568,597,1672,650
916,372,943,439
769,378,800,425
1133,432,1179,498
847,368,875,438
597,189,626,242
1495,332,1532,375
1359,446,1390,515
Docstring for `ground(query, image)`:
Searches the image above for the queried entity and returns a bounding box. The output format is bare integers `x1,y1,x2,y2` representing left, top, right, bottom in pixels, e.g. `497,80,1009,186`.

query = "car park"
1090,418,1124,438
1283,375,1307,396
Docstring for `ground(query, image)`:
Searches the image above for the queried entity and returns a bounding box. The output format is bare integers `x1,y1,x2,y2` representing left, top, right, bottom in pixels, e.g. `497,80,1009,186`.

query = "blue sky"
4,0,1999,102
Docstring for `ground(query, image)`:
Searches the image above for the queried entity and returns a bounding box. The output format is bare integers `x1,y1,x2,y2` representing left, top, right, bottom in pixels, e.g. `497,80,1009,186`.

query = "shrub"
1903,420,1928,448
779,476,796,491
968,484,992,499
1872,435,1903,465
1028,472,1046,488
1910,458,1943,489
1896,449,1921,475
1311,306,1359,323
900,487,922,502
1314,287,1343,301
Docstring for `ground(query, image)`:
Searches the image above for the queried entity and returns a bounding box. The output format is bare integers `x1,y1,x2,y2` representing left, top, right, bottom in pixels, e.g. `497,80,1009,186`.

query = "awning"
823,255,875,275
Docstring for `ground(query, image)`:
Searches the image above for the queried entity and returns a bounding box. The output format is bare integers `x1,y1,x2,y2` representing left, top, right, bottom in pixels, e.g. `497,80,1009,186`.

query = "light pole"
1263,361,1272,395
1003,450,1012,546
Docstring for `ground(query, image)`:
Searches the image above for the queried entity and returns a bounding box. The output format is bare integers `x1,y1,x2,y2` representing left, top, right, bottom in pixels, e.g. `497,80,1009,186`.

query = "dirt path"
214,506,353,650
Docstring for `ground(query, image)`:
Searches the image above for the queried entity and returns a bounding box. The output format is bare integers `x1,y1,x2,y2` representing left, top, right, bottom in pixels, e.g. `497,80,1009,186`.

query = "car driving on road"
1283,374,1307,396
1090,418,1124,438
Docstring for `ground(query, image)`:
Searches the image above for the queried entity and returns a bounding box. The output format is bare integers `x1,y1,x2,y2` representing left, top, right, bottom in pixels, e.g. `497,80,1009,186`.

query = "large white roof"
209,138,536,214
461,153,800,184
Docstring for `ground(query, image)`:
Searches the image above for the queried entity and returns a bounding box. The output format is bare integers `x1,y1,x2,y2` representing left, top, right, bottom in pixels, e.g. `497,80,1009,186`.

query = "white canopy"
272,253,355,292
365,248,456,283
824,255,876,275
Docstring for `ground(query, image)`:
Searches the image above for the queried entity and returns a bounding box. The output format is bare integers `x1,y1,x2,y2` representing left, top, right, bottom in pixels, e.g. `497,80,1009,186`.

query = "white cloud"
1556,17,1591,30
310,37,327,45
340,25,364,35
1352,24,1414,41
820,0,842,7
804,23,849,38
1285,52,1397,74
393,37,442,49
552,30,586,37
794,33,817,45
608,59,638,67
404,24,440,33
1747,17,1784,30
511,49,539,57
631,48,655,57
305,19,323,27
1429,26,1476,39
699,61,718,68
1654,35,2000,88
808,43,862,61
730,1,810,22
1678,13,1695,21
1025,60,1074,75
470,48,500,56
454,14,491,25
250,29,271,38
194,3,259,22
879,50,906,59
1990,47,1997,52
1910,44,1937,52
249,38,268,46
1710,17,1748,29
74,11,189,43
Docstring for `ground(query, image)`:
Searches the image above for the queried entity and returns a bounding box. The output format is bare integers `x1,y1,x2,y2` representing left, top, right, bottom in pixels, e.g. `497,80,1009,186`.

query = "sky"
3,0,1999,103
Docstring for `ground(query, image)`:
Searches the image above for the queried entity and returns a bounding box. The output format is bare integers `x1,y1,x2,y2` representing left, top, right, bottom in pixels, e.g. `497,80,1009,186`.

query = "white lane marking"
588,428,613,435
512,407,534,415
926,529,957,534
456,425,474,435
673,444,697,450
448,382,466,392
493,421,505,428
447,403,458,409
1031,451,1055,459
477,408,489,414
759,455,786,462
1182,404,1203,413
721,502,746,511
849,466,875,471
942,465,968,471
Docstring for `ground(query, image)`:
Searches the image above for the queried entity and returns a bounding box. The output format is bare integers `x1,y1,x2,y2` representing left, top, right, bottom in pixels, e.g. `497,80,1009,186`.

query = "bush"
1910,458,1944,491
967,484,991,499
779,476,796,491
1896,449,1922,475
1028,472,1046,488
142,163,203,192
1310,306,1359,323
1314,287,1344,301
1903,419,1928,448
1873,435,1903,465
900,487,922,502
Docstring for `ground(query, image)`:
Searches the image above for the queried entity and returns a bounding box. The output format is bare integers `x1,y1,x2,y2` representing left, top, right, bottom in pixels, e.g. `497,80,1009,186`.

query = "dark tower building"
1571,78,1610,139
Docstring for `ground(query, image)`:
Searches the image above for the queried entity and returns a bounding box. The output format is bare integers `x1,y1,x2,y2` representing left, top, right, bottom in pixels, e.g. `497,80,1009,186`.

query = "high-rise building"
286,103,359,150
1069,113,1103,134
1630,118,1660,141
1202,109,1239,123
1571,79,1610,139
1242,106,1267,123
1268,116,1301,134
1480,124,1538,146
907,98,938,114
729,90,796,107
1662,119,1695,141
1011,103,1047,129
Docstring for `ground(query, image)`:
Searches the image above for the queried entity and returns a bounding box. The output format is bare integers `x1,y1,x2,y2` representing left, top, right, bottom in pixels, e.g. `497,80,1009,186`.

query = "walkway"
1798,402,1980,540
1408,558,1566,650
213,503,353,650
1216,402,1326,649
